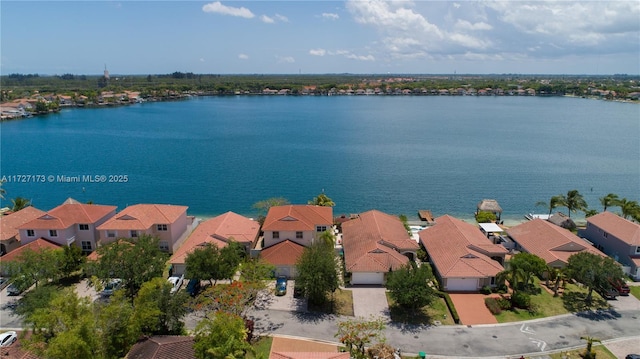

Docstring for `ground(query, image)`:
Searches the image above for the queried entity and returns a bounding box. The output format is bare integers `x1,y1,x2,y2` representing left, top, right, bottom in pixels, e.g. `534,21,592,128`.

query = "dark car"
275,276,287,296
186,279,201,297
625,355,640,359
6,283,24,296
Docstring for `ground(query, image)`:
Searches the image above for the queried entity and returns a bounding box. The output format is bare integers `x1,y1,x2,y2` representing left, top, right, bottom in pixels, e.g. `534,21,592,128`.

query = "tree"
335,317,386,359
536,195,564,216
133,277,188,335
475,211,497,223
185,242,244,286
11,196,31,211
295,240,339,306
252,197,290,215
508,253,547,291
599,193,619,212
86,235,168,299
616,198,640,220
96,291,140,359
580,336,601,359
59,245,86,279
561,189,588,218
308,193,335,207
240,258,275,282
0,179,6,199
6,247,61,289
566,252,624,303
398,214,411,235
193,311,252,359
195,281,262,317
386,263,436,314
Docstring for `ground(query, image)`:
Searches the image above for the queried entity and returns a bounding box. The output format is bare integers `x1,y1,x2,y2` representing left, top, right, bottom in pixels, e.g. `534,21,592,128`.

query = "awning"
479,223,504,233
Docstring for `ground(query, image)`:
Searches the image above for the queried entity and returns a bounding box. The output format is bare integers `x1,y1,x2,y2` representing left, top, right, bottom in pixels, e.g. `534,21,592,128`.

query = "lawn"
494,278,609,323
387,293,455,325
246,336,273,359
307,288,354,316
544,345,616,359
630,285,640,300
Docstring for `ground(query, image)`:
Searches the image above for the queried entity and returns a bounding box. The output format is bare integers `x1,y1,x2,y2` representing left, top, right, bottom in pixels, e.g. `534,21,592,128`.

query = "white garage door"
351,272,384,285
446,278,478,291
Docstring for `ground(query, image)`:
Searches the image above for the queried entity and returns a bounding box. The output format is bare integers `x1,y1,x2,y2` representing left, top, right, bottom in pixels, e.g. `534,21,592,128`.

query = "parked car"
609,277,630,295
6,283,24,296
168,274,184,294
275,276,287,296
597,286,619,300
0,331,17,347
186,278,201,297
625,355,640,359
100,279,123,297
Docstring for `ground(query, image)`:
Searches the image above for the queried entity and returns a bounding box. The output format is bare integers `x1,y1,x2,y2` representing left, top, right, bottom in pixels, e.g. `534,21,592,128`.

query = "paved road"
244,308,640,357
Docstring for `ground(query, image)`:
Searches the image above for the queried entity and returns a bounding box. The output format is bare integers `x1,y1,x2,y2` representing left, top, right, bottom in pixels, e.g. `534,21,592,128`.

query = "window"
49,230,58,237
273,231,280,239
157,224,168,231
26,229,35,237
296,231,303,239
130,230,138,238
81,241,92,251
107,231,116,238
159,241,170,251
603,232,609,238
79,224,89,231
636,247,640,254
316,226,327,232
490,277,496,285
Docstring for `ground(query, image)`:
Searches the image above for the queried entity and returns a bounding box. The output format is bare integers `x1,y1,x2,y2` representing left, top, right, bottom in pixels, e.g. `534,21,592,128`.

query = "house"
260,240,306,278
419,215,507,292
0,238,61,275
97,204,189,253
0,206,46,255
262,205,333,248
126,336,196,359
506,218,605,268
580,211,640,279
17,198,116,254
342,210,419,285
168,211,259,276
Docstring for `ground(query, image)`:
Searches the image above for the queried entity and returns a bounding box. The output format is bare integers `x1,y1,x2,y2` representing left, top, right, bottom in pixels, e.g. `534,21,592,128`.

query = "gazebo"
476,199,502,221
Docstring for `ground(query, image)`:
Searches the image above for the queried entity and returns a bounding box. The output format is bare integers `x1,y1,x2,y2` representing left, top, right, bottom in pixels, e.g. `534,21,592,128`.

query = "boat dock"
418,210,435,225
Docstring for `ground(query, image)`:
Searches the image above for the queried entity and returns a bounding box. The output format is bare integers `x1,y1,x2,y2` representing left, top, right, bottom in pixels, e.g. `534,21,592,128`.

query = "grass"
494,278,609,323
307,289,354,316
629,285,640,300
246,336,273,359
387,293,455,325
544,345,616,359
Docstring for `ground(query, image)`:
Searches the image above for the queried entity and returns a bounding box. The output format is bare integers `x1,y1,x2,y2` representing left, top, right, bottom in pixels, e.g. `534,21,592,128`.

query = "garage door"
446,278,478,291
351,272,384,285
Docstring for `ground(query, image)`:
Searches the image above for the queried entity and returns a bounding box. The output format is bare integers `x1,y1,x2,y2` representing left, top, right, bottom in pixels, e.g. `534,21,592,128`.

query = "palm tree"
599,193,619,212
617,198,640,220
308,193,335,207
562,189,587,218
580,336,601,359
536,195,564,216
11,197,31,212
0,179,5,200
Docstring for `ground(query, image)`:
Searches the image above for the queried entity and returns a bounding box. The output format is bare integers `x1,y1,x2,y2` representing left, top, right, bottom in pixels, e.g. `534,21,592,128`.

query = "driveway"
255,280,307,312
448,293,498,325
609,293,640,311
350,286,390,319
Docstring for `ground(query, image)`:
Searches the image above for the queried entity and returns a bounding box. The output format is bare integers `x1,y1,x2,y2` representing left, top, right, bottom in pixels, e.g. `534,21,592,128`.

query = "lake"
1,95,638,224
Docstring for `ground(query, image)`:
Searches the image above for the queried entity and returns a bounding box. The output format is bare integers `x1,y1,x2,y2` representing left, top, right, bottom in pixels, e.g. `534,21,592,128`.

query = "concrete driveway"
350,286,390,319
448,293,498,325
255,280,307,312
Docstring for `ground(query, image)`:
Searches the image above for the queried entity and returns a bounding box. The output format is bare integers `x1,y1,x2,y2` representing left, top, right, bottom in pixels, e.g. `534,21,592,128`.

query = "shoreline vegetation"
2,73,639,120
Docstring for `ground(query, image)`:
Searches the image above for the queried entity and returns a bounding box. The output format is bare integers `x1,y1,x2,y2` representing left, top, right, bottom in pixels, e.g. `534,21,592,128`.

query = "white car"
100,279,123,297
0,331,17,347
168,274,184,294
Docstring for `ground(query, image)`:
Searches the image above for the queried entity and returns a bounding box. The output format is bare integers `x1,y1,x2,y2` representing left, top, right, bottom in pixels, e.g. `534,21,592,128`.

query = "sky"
1,1,639,75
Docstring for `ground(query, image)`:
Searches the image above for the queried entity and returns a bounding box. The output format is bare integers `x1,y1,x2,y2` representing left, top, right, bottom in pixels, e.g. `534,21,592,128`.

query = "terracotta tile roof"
263,205,333,232
269,336,347,359
586,211,640,246
271,353,350,359
342,210,418,273
17,198,116,230
0,238,61,262
125,336,195,359
169,212,259,265
419,215,505,278
507,219,606,265
0,206,46,241
261,240,305,266
97,204,187,231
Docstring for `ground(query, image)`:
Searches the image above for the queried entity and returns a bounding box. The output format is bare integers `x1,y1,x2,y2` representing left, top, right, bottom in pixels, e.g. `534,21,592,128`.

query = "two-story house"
0,206,46,255
580,211,640,280
97,204,189,253
17,198,117,253
259,205,333,278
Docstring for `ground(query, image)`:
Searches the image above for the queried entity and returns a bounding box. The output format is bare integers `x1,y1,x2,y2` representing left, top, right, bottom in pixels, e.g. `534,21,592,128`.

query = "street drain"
492,335,497,338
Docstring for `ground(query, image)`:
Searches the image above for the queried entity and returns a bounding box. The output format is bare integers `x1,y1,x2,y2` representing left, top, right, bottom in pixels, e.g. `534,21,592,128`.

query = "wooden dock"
418,210,435,225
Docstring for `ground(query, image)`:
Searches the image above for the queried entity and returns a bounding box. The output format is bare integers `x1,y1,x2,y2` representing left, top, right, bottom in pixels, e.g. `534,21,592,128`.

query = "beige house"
0,206,46,255
97,204,189,253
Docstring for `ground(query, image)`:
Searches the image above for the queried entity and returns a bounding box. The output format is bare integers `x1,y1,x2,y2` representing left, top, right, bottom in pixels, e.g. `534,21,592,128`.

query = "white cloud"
238,54,249,60
261,15,275,24
199,58,205,62
309,49,326,56
455,19,492,31
346,54,375,61
202,2,254,19
322,12,339,20
276,56,295,63
262,13,288,24
275,14,289,22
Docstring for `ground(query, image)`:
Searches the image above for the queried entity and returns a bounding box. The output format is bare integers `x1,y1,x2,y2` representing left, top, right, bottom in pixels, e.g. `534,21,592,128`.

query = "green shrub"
497,297,512,310
480,286,492,295
475,211,497,223
484,297,501,315
512,292,531,309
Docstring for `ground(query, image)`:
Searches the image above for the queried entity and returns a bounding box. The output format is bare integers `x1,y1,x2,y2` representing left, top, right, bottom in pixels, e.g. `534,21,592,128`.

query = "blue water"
1,96,638,224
